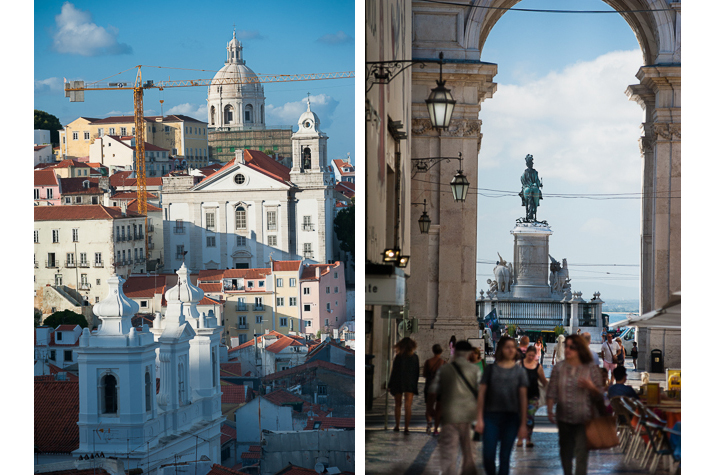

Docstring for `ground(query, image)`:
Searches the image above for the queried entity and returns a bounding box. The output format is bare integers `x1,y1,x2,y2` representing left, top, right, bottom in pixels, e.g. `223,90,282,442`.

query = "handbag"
585,372,619,450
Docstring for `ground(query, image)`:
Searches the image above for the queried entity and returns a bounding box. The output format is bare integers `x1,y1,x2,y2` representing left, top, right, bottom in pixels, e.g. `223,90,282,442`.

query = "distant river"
607,311,637,326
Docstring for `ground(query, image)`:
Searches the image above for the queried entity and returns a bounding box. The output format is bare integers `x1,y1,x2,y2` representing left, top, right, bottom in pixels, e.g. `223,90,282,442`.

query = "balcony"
302,224,314,231
34,261,38,268
147,224,155,232
79,283,91,291
124,259,133,266
65,260,76,268
303,252,314,259
238,324,248,330
78,261,90,268
127,234,133,241
174,227,185,234
94,261,104,268
135,233,144,240
135,257,145,264
236,304,248,311
254,305,265,311
45,260,57,268
148,243,155,250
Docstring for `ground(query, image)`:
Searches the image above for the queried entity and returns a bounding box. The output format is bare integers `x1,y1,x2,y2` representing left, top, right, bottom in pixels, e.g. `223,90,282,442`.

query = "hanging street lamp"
412,199,432,234
451,169,470,203
425,52,456,130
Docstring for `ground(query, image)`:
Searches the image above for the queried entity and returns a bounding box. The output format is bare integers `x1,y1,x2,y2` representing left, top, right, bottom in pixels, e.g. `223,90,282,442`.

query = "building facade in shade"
207,31,292,166
34,205,148,322
300,262,347,337
162,105,335,273
73,268,223,471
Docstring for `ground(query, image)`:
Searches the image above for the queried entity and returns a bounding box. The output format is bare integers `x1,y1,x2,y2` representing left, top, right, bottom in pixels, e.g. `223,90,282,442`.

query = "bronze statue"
519,154,543,222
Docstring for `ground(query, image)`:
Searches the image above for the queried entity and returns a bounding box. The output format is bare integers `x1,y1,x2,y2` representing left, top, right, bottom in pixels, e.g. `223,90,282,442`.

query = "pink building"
300,262,347,336
34,169,61,206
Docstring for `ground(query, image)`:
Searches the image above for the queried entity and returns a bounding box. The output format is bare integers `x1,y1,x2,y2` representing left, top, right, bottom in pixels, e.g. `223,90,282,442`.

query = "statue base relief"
510,223,553,299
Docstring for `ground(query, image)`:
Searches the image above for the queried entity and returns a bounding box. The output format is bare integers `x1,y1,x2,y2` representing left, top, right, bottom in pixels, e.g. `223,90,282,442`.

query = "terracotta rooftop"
202,150,291,185
332,159,355,175
300,262,341,281
55,324,81,332
198,269,227,281
54,159,91,169
123,275,166,298
112,191,158,200
335,181,355,198
240,451,261,460
35,144,51,151
223,268,272,279
272,260,301,272
35,380,80,453
221,384,251,405
59,177,102,195
35,169,59,187
220,424,237,446
34,205,143,221
228,331,287,352
110,171,163,187
199,283,223,293
262,359,355,382
263,389,307,406
126,199,162,213
305,416,355,430
220,362,242,376
264,337,304,354
206,464,249,475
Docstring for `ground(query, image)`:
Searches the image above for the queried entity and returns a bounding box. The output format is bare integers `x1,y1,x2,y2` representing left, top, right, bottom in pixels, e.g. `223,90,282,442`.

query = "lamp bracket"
411,152,463,176
366,53,446,93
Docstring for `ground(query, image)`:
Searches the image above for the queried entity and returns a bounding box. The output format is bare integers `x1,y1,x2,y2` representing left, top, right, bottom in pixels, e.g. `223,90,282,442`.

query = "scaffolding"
208,125,293,166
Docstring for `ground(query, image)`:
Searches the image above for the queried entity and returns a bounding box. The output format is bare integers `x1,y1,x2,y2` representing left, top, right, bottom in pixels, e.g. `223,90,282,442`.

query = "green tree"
41,309,88,329
34,308,43,327
334,198,355,259
34,109,63,145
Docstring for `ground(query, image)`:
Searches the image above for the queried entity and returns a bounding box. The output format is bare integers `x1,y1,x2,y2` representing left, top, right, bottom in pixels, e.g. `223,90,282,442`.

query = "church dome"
294,99,326,137
208,30,263,100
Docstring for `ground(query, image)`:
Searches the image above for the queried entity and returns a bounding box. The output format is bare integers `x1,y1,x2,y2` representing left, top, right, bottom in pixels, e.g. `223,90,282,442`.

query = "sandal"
393,427,400,432
527,442,534,447
426,422,432,434
516,441,524,447
433,429,439,436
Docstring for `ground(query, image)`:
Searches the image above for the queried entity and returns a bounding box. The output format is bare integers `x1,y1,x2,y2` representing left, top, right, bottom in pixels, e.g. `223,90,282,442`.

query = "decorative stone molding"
653,123,672,141
411,118,481,137
669,123,681,140
638,136,654,154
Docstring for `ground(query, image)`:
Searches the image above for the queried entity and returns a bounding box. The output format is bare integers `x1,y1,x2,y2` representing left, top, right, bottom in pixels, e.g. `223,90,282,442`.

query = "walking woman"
449,335,457,358
546,334,604,475
475,335,528,475
388,337,420,433
423,343,446,435
551,334,565,365
517,345,548,447
535,336,546,365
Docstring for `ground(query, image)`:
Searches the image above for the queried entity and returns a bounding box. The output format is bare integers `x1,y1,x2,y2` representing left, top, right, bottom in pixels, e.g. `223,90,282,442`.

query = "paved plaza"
366,353,672,474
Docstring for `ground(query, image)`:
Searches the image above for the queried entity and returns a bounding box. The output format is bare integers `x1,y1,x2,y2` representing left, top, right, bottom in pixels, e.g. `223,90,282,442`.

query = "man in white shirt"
581,332,600,366
601,332,621,380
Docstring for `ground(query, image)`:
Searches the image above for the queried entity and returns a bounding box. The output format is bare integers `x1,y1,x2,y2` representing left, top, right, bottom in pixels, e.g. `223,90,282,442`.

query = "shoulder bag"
585,365,619,450
451,361,478,399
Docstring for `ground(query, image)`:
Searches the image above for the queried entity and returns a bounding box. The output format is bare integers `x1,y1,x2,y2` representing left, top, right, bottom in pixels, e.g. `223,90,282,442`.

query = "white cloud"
166,103,208,121
52,2,132,56
317,31,353,45
236,30,264,40
265,94,339,129
479,49,645,192
35,77,63,94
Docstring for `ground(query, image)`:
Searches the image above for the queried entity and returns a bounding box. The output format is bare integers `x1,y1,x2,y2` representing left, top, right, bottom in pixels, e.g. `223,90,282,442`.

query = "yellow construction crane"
64,66,354,266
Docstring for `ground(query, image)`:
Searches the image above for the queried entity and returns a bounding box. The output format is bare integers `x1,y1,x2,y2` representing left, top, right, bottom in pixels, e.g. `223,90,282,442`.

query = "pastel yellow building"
272,260,303,334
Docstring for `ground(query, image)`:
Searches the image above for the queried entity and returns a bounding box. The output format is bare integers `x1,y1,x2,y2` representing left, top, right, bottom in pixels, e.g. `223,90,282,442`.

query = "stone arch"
224,104,234,125
210,106,216,126
99,372,119,414
464,0,676,65
244,104,254,123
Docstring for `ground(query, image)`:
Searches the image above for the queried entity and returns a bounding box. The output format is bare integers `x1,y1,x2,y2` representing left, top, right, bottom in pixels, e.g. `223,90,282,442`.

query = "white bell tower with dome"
207,29,266,130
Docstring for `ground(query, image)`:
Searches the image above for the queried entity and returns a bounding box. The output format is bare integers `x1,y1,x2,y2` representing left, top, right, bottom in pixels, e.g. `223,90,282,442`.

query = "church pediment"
231,250,252,258
193,163,290,192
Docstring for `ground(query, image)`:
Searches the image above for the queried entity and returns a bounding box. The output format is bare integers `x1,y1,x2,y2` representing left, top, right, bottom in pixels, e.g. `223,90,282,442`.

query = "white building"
35,144,54,166
89,135,172,175
233,396,294,443
73,268,223,472
35,129,51,145
207,30,266,130
162,104,335,272
34,205,148,318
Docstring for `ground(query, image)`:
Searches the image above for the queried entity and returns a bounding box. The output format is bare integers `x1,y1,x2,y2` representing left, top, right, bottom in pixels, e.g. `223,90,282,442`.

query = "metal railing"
303,252,314,259
174,227,185,234
79,261,89,268
302,224,314,231
79,283,91,290
236,304,248,311
94,261,104,267
135,257,145,263
254,305,265,311
65,260,76,268
238,324,248,330
45,260,58,268
127,234,133,241
147,224,154,232
124,259,133,266
135,233,144,240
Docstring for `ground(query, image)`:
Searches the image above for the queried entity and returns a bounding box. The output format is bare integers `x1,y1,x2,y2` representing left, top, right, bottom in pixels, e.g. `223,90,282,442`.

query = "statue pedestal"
511,223,552,299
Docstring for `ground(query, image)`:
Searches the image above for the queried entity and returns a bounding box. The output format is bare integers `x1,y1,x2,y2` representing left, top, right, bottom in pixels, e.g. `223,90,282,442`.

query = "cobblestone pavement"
366,357,673,474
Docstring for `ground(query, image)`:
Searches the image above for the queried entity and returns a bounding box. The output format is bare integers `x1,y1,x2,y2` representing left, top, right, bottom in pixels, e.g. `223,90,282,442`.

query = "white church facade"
163,101,336,272
73,266,223,471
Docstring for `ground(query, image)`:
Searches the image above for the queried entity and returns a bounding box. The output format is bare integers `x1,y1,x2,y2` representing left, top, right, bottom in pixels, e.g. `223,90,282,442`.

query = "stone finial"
92,274,139,335
165,263,204,320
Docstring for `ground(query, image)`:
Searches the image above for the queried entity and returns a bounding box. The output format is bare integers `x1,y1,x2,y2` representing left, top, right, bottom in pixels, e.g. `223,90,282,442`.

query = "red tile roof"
228,331,286,352
34,204,142,221
35,145,51,151
264,337,304,354
220,424,237,446
126,199,162,213
206,464,249,475
198,269,227,281
305,416,355,430
262,360,355,382
59,177,102,195
54,159,91,169
35,169,59,187
240,451,261,460
112,191,158,200
223,268,272,279
243,150,291,184
221,385,251,405
332,159,355,175
123,275,166,298
48,363,80,380
55,324,80,332
35,380,80,453
110,171,163,188
263,389,307,406
335,181,355,198
199,283,223,293
272,260,301,272
220,362,242,376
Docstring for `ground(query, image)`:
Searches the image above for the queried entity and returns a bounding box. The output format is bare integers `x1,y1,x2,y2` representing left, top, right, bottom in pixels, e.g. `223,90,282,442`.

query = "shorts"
526,397,540,428
603,360,616,372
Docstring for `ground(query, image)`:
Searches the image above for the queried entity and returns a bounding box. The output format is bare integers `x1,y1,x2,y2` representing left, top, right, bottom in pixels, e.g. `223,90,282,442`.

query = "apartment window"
121,226,126,239
247,281,254,289
318,385,327,395
303,215,312,230
290,278,296,287
335,272,338,279
235,206,246,229
206,212,215,230
65,350,73,362
276,297,284,307
84,131,90,140
325,318,329,327
279,317,287,327
34,189,39,200
138,224,143,236
72,229,79,242
72,132,78,140
238,316,247,326
96,279,101,285
66,252,75,266
176,245,184,259
49,350,56,360
267,211,277,230
303,243,312,258
267,235,277,247
47,189,54,199
327,303,331,311
55,274,63,286
236,235,246,246
47,252,56,267
335,286,339,293
96,296,100,303
255,297,263,309
206,236,216,247
175,219,184,233
95,252,102,265
109,128,115,135
34,230,39,243
305,320,312,327
81,274,88,286
289,297,297,306
141,301,148,308
132,127,135,135
304,304,311,312
139,248,143,260
52,229,59,243
57,332,63,341
255,315,263,324
120,127,127,136
276,278,283,287
98,128,104,136
258,280,264,288
164,125,170,132
303,287,310,295
65,197,71,204
326,286,330,294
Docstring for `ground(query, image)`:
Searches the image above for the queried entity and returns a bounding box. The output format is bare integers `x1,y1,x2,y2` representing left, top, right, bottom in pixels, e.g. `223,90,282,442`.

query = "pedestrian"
551,334,565,365
630,342,638,371
608,366,639,400
449,335,457,358
388,337,419,433
517,345,548,447
534,336,544,364
576,329,581,336
546,334,604,475
433,340,482,475
581,332,600,367
475,335,528,475
517,335,530,361
615,337,627,367
600,332,621,383
469,346,486,375
424,343,446,435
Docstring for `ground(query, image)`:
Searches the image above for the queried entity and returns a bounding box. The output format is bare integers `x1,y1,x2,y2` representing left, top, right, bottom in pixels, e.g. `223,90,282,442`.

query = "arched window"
260,104,264,124
303,147,312,170
178,363,186,405
224,105,234,124
244,104,253,123
210,106,215,125
235,206,246,230
102,374,118,414
145,371,152,412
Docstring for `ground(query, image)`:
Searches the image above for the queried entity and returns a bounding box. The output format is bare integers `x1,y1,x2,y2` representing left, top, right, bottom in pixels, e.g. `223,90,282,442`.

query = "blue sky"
470,0,646,300
34,0,355,162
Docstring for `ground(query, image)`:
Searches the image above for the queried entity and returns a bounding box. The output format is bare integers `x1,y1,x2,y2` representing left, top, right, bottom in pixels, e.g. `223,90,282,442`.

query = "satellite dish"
315,462,325,473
